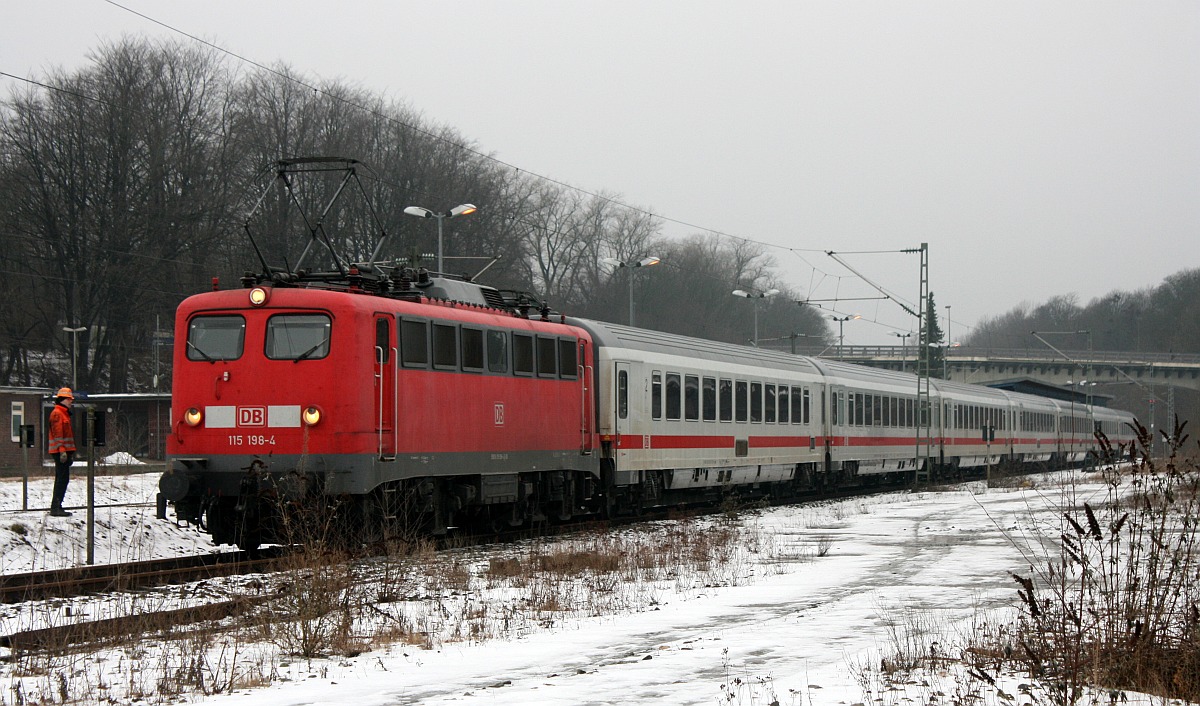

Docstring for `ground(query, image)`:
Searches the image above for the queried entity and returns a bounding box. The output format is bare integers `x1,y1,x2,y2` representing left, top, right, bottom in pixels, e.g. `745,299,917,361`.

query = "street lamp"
63,326,86,390
1064,379,1096,462
403,203,478,274
603,256,660,326
890,331,913,372
830,315,860,360
731,288,780,347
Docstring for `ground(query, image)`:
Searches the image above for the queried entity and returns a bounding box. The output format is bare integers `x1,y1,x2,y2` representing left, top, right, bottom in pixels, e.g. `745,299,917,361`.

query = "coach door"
374,315,396,460
614,361,632,449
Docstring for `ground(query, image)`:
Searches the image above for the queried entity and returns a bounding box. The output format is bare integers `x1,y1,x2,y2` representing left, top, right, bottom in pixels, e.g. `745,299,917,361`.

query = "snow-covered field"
0,462,224,574
0,469,1183,706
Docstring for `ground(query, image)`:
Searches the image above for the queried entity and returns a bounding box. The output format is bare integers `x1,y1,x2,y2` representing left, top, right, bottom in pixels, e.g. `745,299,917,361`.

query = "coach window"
513,333,534,376
666,373,682,421
750,382,763,423
400,319,429,367
558,339,578,379
461,327,484,372
735,381,748,423
432,323,458,370
266,314,331,361
618,370,629,419
486,330,509,373
802,388,811,424
702,377,717,422
188,315,245,361
652,372,662,420
685,375,700,421
537,336,558,377
777,386,790,424
374,318,390,363
764,384,776,423
719,379,733,422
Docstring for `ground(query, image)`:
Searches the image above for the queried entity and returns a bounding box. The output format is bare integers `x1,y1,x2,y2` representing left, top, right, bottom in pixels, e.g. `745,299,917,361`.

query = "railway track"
0,546,292,604
0,476,985,655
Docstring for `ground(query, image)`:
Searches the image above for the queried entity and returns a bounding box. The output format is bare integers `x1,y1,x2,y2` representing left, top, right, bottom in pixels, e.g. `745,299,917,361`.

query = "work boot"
49,507,72,517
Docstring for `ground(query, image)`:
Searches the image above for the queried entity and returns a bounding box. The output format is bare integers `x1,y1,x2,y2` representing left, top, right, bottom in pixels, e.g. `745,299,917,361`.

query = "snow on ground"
0,462,226,574
0,470,1186,705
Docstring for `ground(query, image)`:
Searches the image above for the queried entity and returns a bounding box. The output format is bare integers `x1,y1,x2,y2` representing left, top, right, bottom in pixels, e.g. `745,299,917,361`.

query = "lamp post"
830,315,860,360
890,331,913,372
63,326,86,390
731,288,780,346
1064,379,1095,463
403,203,478,274
603,256,660,326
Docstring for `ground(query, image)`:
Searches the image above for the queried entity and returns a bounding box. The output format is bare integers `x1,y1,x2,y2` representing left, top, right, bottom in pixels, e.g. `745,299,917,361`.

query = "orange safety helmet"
56,387,74,399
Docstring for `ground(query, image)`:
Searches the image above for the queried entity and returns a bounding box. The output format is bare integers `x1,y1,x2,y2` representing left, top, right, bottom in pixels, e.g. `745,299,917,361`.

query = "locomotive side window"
461,327,484,371
558,339,578,379
718,379,732,422
735,381,748,422
265,314,330,361
702,377,717,422
487,330,508,373
684,375,699,421
432,324,458,369
665,373,681,421
374,318,390,363
537,336,557,377
187,315,245,361
651,372,662,420
400,319,429,367
750,382,763,423
513,333,534,376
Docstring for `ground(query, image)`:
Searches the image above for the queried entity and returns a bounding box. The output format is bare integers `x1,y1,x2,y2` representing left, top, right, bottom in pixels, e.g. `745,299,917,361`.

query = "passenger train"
160,269,1137,549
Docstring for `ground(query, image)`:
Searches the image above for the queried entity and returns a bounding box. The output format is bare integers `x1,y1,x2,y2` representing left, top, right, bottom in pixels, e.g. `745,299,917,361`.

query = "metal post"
628,267,635,327
86,406,95,566
21,433,29,511
915,242,931,484
752,301,759,347
436,214,445,274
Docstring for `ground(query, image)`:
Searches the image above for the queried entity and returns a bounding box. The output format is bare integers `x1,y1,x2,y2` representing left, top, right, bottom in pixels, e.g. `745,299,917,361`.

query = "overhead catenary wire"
1,1,942,340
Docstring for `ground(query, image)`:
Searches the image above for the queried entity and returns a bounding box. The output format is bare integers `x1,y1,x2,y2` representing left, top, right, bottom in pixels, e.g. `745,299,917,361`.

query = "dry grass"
970,418,1200,704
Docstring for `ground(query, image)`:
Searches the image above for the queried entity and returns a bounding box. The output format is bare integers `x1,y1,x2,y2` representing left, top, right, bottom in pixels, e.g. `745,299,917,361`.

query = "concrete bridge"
782,344,1200,394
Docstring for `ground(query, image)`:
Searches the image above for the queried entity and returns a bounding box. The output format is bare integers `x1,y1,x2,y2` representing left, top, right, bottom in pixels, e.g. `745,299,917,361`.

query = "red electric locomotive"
162,273,603,549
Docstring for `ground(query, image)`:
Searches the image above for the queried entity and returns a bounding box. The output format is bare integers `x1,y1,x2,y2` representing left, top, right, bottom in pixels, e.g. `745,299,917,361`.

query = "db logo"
237,406,266,427
494,403,505,426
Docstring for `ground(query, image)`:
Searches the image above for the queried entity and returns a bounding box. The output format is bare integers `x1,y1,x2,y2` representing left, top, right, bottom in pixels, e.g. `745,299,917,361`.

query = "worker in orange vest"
48,387,77,517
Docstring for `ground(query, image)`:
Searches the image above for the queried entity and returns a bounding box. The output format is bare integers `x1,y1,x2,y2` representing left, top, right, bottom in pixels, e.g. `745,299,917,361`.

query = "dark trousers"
51,454,72,510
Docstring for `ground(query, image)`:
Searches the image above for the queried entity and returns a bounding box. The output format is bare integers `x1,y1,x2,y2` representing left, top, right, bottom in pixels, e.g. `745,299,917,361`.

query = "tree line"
0,38,829,392
964,268,1200,429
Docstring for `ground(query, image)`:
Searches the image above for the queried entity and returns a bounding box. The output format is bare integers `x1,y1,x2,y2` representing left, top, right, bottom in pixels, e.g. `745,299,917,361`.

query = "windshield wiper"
294,337,330,363
187,339,215,363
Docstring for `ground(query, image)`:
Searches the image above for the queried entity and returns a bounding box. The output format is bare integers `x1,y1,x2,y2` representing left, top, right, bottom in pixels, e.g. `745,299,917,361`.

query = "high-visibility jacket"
48,403,77,454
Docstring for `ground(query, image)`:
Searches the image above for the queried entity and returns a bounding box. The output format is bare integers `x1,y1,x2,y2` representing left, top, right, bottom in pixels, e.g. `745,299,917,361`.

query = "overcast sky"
4,1,1197,345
